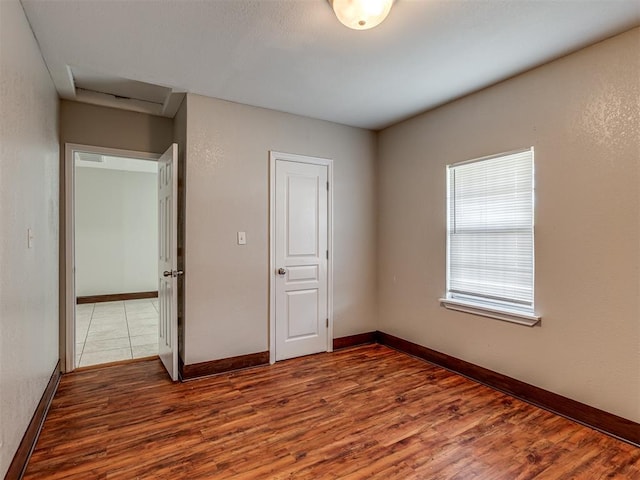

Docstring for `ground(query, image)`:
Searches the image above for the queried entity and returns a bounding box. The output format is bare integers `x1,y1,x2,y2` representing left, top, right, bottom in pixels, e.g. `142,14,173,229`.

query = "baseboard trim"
333,332,377,350
5,361,61,480
180,351,270,381
77,291,158,304
376,331,639,447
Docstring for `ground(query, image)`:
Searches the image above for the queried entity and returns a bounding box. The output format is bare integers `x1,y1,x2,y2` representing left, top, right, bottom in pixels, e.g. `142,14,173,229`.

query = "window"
440,148,540,326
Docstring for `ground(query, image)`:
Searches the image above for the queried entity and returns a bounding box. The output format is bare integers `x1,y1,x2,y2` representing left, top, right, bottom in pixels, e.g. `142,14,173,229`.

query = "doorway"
269,151,333,362
71,148,159,368
64,144,164,371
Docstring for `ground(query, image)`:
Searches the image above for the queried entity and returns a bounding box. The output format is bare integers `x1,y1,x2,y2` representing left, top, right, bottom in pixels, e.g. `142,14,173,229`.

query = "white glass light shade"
331,0,394,30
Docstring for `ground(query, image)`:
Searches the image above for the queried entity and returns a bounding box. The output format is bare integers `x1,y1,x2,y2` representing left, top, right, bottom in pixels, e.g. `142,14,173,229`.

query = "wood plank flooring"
24,345,639,479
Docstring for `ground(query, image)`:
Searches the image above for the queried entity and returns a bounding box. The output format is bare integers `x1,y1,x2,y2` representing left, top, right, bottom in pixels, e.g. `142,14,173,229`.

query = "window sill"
439,298,541,327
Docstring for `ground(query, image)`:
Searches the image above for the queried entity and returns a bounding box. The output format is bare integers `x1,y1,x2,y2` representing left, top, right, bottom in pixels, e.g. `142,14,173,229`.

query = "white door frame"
63,143,160,373
269,151,334,364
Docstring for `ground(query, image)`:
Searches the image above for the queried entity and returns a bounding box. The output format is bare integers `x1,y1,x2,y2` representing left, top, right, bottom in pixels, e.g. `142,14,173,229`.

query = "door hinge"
326,318,329,328
326,250,329,260
327,181,329,191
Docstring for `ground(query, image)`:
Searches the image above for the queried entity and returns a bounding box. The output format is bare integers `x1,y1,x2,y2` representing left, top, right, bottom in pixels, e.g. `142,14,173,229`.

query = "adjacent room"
73,152,159,367
1,0,638,479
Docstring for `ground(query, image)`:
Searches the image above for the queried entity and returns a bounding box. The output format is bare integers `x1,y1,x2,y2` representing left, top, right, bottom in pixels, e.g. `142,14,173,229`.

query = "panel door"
275,159,328,361
158,143,178,380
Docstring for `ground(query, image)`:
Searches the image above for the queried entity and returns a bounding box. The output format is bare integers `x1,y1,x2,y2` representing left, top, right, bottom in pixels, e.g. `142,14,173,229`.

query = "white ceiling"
21,0,640,130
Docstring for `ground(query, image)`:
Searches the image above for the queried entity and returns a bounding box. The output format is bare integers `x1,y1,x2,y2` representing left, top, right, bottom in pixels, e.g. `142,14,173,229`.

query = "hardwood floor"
24,345,639,479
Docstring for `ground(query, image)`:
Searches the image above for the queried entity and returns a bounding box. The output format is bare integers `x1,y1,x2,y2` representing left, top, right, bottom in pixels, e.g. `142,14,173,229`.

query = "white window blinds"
446,148,534,314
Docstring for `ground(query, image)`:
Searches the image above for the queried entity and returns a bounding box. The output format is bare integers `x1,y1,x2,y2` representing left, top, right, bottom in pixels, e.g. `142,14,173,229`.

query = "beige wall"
183,94,378,364
377,28,640,422
0,1,60,476
60,100,174,154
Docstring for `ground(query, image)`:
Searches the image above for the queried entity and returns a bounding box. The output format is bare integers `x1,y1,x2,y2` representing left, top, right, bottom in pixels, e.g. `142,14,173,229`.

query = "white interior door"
274,158,329,361
158,143,179,380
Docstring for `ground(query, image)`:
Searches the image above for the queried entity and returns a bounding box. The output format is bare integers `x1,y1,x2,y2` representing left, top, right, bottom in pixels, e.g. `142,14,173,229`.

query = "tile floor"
75,298,159,368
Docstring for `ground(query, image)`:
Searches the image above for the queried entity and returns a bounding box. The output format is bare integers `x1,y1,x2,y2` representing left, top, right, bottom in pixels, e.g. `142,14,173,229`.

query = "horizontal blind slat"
447,148,534,311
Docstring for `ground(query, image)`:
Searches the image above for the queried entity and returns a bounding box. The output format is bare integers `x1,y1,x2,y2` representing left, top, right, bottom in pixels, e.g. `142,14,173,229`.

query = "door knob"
163,270,184,278
277,268,287,276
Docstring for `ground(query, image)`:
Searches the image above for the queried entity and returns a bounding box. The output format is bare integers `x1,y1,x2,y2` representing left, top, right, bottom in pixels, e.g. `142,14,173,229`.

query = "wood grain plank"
376,331,640,446
23,346,639,479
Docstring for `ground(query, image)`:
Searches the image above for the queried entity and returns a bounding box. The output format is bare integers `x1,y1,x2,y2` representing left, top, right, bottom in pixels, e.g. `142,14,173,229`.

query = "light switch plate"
237,231,246,245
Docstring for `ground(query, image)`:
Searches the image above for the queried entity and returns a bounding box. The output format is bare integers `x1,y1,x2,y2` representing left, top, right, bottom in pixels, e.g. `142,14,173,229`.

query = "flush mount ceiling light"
330,0,394,30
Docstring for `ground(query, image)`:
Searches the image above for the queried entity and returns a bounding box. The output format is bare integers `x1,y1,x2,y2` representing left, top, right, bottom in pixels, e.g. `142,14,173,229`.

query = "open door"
158,143,179,380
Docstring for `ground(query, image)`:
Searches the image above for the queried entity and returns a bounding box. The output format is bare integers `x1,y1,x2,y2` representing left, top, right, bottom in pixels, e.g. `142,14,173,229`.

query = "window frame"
440,147,541,327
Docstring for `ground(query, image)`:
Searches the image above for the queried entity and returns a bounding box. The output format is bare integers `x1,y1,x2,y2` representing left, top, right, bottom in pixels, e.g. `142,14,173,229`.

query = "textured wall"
60,100,174,154
184,94,378,364
75,167,158,296
0,1,60,476
378,28,640,422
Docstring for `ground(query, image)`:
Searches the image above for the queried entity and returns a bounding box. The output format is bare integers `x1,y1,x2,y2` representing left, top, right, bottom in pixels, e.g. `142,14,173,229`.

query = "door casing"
63,143,160,373
269,151,334,364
